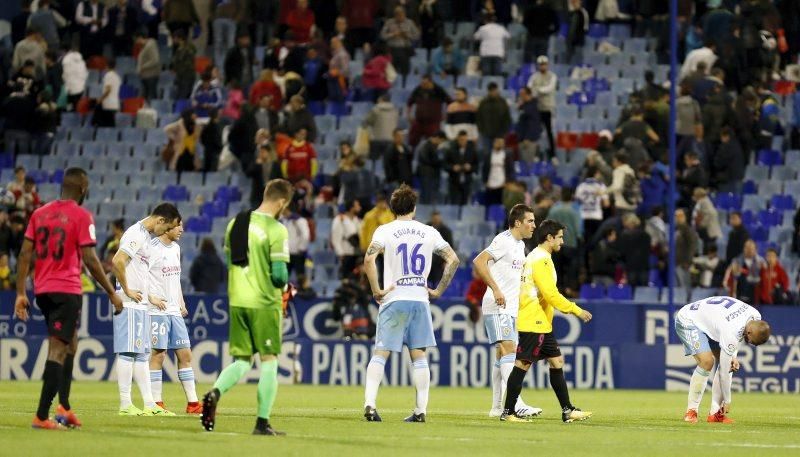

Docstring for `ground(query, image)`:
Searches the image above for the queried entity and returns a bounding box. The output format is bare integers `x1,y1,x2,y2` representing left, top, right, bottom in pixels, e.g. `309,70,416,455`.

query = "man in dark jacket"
712,126,745,193
281,95,318,142
444,131,479,205
224,29,254,87
427,210,454,285
566,0,588,64
678,151,707,207
190,238,226,294
516,87,542,162
476,82,511,158
726,211,750,263
385,129,414,187
590,227,620,286
675,209,699,287
415,131,446,204
107,0,139,55
522,0,559,63
407,74,451,146
617,213,652,286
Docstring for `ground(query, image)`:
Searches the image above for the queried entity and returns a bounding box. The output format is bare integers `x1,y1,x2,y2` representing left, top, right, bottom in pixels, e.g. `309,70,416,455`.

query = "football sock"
213,359,252,395
687,366,710,411
549,368,572,410
491,359,502,408
37,360,63,421
412,358,430,415
503,366,527,412
364,355,386,408
709,365,730,415
150,370,163,403
178,368,198,403
498,354,515,408
117,354,135,409
257,360,278,420
59,354,74,410
133,353,156,408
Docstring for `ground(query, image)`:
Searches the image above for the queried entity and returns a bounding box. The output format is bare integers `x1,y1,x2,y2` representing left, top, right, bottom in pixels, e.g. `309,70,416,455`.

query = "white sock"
498,354,515,409
364,355,386,408
412,358,430,415
687,366,710,411
178,368,198,403
133,353,156,408
709,365,730,415
117,354,134,409
149,370,163,403
491,360,502,409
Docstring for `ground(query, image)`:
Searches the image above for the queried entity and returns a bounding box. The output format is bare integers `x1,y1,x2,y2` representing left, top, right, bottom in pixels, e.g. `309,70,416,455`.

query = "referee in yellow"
500,219,594,423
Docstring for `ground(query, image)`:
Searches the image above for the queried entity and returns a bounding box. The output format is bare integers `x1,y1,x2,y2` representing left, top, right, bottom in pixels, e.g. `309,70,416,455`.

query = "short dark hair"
112,218,125,230
585,165,598,177
151,202,181,223
614,151,629,164
14,166,25,174
487,82,498,91
264,178,294,202
344,199,359,211
456,86,467,96
508,204,534,229
431,130,447,139
561,187,574,201
24,176,36,185
200,237,218,255
389,184,417,216
534,219,565,245
457,130,468,137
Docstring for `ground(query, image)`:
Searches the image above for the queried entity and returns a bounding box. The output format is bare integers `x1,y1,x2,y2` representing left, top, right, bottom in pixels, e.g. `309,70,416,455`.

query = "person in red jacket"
759,248,790,304
361,42,394,102
249,69,283,110
285,0,315,44
281,128,318,183
341,0,378,50
465,269,487,323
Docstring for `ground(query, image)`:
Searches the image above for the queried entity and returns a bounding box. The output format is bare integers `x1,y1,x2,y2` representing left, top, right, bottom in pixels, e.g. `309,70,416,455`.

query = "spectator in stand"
135,32,160,101
92,58,121,127
590,227,619,286
502,180,529,212
675,208,699,288
172,30,197,100
407,73,451,146
712,126,745,193
332,16,355,57
5,214,26,259
29,0,65,52
691,187,722,246
201,108,223,172
724,239,765,304
74,0,107,57
617,213,652,287
331,199,363,278
360,193,395,253
565,0,588,64
444,87,477,141
385,0,420,22
676,82,703,151
221,80,245,121
98,219,124,261
286,0,316,44
361,42,394,102
249,69,283,110
254,94,278,132
0,209,13,256
385,129,414,188
677,151,707,208
281,128,318,183
328,36,351,102
380,5,420,75
759,248,790,305
191,72,224,118
444,130,479,205
726,211,750,263
638,70,667,103
341,0,379,50
362,93,399,160
646,206,668,253
107,0,138,55
418,0,443,50
212,0,246,66
302,47,327,102
527,56,557,160
547,188,581,294
464,269,487,323
336,153,374,207
680,40,717,80
415,130,446,205
575,166,609,246
224,29,254,88
482,137,514,206
516,87,542,162
14,176,41,217
280,204,311,279
190,237,226,294
473,13,509,76
702,82,735,147
533,175,562,202
476,82,511,156
60,42,88,112
582,149,613,185
615,105,660,151
692,244,724,289
281,95,317,142
6,167,26,196
165,109,201,172
431,37,466,79
427,209,453,285
12,28,45,79
522,0,559,63
162,0,199,35
4,60,41,151
332,266,374,339
10,2,31,46
0,254,14,290
692,67,725,106
33,90,58,155
247,142,282,208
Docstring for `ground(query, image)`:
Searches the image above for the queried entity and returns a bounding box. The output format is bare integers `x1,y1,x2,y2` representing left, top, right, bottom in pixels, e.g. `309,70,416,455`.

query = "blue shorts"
674,317,720,356
113,307,150,354
375,300,436,352
150,314,191,350
484,313,518,344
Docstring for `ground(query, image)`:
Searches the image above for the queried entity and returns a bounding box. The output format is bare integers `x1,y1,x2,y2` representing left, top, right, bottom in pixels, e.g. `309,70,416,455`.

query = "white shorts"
484,313,518,344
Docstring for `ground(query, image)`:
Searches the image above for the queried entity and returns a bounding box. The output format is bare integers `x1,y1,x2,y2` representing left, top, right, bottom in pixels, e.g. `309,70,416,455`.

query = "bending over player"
675,296,770,423
363,184,460,423
473,204,541,418
147,221,202,414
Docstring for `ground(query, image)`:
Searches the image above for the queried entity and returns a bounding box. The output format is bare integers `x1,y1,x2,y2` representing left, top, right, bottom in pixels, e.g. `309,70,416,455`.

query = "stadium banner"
1,292,799,392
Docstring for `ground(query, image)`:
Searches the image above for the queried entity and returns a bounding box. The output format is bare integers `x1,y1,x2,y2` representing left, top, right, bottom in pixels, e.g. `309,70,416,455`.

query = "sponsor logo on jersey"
396,276,426,286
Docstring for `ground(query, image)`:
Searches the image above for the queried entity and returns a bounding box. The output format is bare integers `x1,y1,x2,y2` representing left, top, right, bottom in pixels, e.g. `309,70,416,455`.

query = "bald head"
62,167,89,204
745,320,771,346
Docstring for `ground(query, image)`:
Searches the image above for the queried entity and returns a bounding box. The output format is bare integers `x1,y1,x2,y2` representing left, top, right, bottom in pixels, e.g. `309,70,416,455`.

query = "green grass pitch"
1,382,798,456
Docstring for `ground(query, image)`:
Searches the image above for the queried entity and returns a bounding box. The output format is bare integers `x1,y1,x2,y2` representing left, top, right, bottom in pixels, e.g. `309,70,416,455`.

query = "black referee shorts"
36,293,82,342
516,331,561,363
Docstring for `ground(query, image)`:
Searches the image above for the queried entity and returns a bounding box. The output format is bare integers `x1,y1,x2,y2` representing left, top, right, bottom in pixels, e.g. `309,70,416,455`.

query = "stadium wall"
1,293,798,393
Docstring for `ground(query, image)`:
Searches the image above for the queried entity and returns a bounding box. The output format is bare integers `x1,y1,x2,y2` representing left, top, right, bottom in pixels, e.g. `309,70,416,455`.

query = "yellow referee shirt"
518,246,584,333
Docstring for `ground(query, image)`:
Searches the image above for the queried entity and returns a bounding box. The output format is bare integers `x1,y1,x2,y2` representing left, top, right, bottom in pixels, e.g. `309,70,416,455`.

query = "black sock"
549,368,572,410
37,361,63,421
59,354,74,410
503,366,527,412
255,417,269,430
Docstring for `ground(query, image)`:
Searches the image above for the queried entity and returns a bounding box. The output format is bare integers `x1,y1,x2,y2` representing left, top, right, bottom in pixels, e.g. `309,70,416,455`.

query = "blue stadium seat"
690,288,718,301
470,222,496,238
415,204,434,222
201,201,228,219
125,201,150,217
115,112,134,128
150,99,172,115
660,288,688,304
120,128,146,143
146,129,168,145
174,99,191,114
163,185,189,201
15,154,40,170
771,194,795,211
771,166,796,181
81,142,106,157
99,201,124,217
180,172,204,187
315,114,336,131
96,127,119,142
461,205,485,222
607,284,633,301
214,185,242,203
436,205,460,221
759,209,782,227
92,157,116,173
312,250,336,266
580,283,605,300
137,186,163,202
40,155,67,171
487,205,506,226
742,194,765,212
757,149,782,166
185,216,212,233
633,286,659,303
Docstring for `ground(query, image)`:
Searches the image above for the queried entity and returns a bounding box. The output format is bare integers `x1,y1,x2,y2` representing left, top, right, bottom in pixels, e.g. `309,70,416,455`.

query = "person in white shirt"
473,204,542,418
95,58,121,127
482,137,513,206
575,165,609,243
61,44,88,112
280,205,311,278
527,56,558,159
331,199,363,278
680,41,718,81
674,296,770,424
608,151,637,215
362,184,460,422
473,13,510,76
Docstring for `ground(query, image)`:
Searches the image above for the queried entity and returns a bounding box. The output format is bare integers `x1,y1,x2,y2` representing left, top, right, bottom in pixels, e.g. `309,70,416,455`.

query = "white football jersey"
481,230,526,317
371,220,450,305
147,238,183,316
118,221,154,307
676,296,762,356
575,179,608,221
